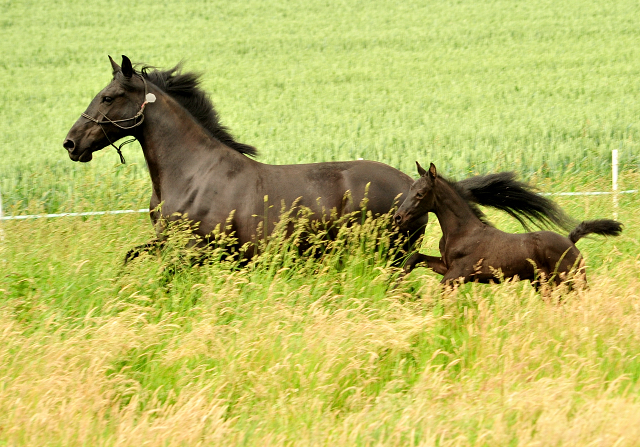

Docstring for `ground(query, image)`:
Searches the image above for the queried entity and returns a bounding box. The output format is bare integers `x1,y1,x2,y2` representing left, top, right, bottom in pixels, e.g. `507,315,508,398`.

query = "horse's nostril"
394,214,403,225
63,139,75,151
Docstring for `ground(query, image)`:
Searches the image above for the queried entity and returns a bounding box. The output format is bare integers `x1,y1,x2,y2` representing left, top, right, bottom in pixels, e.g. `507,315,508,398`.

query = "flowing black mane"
440,177,492,225
136,64,258,157
453,171,575,231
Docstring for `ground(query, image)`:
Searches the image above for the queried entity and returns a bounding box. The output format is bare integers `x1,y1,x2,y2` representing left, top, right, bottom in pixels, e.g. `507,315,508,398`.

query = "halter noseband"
81,75,155,164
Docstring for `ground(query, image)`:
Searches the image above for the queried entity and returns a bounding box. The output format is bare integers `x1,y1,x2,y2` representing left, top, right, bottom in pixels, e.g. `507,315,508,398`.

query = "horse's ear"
416,161,428,177
428,163,438,180
109,55,121,74
121,55,133,78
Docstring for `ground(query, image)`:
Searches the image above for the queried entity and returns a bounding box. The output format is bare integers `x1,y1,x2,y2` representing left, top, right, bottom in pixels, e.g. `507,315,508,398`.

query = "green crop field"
1,0,639,445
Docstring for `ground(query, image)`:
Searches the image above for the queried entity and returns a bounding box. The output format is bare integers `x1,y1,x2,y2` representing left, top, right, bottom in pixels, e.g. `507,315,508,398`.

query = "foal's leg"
391,253,448,290
574,257,588,289
552,256,587,292
440,264,473,289
404,253,448,275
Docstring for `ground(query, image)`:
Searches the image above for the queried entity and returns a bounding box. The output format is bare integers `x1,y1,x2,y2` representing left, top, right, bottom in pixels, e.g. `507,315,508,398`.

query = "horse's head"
63,55,152,162
393,161,438,230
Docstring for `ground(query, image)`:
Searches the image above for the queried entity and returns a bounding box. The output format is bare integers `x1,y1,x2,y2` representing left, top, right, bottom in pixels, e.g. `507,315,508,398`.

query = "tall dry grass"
1,187,639,445
1,271,639,445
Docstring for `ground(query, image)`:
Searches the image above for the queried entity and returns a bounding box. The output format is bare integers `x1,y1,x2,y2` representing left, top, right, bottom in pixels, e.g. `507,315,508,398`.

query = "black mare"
394,162,623,287
63,56,573,261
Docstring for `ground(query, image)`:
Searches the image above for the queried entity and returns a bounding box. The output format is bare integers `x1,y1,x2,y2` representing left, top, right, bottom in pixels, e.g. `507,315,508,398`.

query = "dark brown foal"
393,162,623,288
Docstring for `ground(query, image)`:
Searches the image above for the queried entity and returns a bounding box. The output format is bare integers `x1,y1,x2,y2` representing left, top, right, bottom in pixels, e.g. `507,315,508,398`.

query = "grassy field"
1,0,640,445
1,0,639,214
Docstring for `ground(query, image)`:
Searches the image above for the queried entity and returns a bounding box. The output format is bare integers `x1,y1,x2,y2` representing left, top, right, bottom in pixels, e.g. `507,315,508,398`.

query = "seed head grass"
1,0,639,443
1,185,639,445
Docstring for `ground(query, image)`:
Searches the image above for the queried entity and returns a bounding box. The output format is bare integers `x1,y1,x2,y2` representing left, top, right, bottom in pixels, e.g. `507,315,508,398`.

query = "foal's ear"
109,55,121,75
121,55,133,78
416,161,428,177
428,163,438,180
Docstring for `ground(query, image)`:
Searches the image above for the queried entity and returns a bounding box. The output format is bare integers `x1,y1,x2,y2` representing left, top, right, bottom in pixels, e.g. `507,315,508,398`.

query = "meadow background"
1,0,639,445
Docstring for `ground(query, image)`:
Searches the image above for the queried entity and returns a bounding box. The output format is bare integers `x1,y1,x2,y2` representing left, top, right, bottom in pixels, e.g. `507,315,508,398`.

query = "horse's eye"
416,192,424,199
102,96,113,104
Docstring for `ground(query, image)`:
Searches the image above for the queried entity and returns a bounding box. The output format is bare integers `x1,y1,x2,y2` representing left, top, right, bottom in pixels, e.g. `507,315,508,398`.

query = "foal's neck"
433,178,483,238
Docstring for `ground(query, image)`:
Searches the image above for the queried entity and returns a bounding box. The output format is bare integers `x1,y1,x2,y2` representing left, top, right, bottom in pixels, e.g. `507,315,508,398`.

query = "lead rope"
98,125,134,164
81,75,155,164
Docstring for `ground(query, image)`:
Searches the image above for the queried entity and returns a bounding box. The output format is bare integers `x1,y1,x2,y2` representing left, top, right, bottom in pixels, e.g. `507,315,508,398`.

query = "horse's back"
340,160,414,214
261,159,414,216
218,159,423,244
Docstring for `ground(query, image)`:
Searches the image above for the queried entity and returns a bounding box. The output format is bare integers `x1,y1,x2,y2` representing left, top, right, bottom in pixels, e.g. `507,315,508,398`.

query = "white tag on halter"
145,93,156,103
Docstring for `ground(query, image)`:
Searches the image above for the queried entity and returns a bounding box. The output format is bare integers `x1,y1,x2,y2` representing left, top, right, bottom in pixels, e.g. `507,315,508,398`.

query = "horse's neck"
433,179,483,239
136,86,248,199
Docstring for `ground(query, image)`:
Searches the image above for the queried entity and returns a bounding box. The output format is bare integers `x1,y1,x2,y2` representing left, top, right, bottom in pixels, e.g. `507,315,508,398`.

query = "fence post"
0,188,4,265
612,149,618,220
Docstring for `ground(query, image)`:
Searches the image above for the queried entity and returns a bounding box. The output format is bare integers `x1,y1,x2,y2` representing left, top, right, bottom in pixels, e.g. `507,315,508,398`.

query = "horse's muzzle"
393,212,405,227
63,138,75,151
64,138,93,162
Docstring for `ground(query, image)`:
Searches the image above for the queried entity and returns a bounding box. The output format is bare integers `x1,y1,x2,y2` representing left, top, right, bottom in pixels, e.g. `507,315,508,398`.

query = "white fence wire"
1,209,149,221
0,151,635,222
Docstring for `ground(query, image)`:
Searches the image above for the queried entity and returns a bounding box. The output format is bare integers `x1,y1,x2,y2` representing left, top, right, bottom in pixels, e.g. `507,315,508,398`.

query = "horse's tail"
568,219,623,244
455,172,575,231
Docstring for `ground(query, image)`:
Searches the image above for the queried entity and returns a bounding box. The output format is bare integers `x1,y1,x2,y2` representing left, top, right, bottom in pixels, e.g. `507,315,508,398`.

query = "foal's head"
394,161,438,230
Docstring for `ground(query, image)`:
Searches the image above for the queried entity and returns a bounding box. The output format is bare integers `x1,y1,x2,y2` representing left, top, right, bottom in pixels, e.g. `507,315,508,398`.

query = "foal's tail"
568,219,623,244
455,172,575,231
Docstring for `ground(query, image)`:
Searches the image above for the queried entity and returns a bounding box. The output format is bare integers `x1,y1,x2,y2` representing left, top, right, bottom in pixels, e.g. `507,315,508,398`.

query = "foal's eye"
102,96,113,104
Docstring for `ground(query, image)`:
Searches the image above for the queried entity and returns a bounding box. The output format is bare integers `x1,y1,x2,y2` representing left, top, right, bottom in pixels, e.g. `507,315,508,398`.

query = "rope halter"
81,75,156,164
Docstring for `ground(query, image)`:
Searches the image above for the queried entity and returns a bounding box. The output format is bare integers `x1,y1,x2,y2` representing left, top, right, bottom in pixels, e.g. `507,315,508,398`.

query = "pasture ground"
1,0,640,445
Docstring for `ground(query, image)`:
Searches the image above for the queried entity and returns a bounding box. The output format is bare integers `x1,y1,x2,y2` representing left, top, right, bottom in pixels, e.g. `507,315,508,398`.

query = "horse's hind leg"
124,239,165,264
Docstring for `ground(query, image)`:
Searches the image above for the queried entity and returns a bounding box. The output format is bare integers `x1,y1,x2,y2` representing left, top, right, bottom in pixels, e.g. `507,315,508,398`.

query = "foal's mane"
135,63,258,157
452,171,574,231
439,176,492,224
